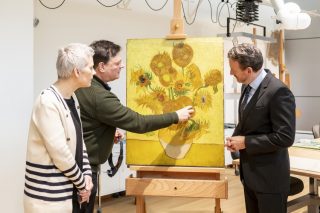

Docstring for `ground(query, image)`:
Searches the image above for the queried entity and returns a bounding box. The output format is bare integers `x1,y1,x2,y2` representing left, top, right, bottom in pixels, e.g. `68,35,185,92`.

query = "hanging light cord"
217,1,232,27
145,0,169,11
38,0,66,9
181,0,202,25
208,0,221,24
96,0,123,7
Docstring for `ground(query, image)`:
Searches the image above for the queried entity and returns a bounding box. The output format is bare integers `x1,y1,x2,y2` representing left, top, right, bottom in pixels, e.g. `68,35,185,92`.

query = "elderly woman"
24,43,95,212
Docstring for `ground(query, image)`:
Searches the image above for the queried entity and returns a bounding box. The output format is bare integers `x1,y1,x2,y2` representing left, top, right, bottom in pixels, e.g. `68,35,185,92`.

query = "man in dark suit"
225,43,296,213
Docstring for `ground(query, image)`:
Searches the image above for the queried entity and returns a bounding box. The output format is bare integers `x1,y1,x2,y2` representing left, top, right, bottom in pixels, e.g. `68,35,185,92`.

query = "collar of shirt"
247,68,267,101
93,75,111,91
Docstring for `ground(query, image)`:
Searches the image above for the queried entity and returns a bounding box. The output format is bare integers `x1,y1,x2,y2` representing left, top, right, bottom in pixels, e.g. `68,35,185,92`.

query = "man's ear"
97,62,105,73
247,67,253,74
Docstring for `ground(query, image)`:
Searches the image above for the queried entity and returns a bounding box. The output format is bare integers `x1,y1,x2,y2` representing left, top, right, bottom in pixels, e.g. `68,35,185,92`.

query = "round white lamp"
277,2,311,30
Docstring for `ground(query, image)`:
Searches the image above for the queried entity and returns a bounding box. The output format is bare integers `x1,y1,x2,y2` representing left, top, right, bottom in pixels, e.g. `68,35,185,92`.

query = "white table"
288,147,320,213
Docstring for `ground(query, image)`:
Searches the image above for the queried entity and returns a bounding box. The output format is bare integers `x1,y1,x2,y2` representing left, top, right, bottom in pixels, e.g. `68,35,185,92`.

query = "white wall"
0,1,33,212
284,0,320,131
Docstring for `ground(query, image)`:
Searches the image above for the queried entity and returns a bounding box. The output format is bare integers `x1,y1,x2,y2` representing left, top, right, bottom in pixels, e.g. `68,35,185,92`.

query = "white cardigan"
24,85,92,213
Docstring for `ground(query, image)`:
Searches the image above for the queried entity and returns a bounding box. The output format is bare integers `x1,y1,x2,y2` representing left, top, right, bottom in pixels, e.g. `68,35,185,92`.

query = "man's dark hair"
90,40,121,69
227,43,263,72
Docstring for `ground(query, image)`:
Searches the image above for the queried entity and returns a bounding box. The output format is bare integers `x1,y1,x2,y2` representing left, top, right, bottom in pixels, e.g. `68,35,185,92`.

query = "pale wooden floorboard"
98,168,310,213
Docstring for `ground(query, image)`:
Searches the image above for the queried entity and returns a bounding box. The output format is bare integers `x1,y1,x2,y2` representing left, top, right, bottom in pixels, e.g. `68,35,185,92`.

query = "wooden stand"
126,166,228,213
166,0,186,39
252,27,257,46
278,29,291,88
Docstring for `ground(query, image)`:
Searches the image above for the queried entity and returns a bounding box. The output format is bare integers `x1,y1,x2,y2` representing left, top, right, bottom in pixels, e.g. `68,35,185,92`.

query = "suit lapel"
238,70,273,126
256,71,272,102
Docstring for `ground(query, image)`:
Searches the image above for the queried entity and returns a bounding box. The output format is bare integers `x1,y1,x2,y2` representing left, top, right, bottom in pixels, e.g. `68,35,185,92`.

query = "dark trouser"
72,172,98,213
243,182,288,213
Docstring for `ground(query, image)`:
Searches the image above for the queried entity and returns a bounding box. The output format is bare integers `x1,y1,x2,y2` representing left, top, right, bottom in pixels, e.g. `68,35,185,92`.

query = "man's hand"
114,129,124,144
225,136,246,152
176,106,194,123
225,137,236,152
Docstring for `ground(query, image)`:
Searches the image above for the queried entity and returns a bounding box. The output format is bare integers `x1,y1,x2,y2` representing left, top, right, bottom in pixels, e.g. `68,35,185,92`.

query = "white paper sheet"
290,156,320,173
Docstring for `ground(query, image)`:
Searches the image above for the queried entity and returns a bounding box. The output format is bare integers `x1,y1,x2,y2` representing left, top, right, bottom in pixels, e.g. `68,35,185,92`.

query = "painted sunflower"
158,67,178,87
185,63,203,90
204,69,222,93
169,72,191,96
193,89,213,111
150,52,172,76
172,42,193,68
174,80,185,92
130,68,152,91
150,87,168,103
135,94,163,114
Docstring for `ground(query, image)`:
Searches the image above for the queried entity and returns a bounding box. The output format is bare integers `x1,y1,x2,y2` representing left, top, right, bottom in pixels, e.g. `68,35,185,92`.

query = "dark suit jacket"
233,70,296,193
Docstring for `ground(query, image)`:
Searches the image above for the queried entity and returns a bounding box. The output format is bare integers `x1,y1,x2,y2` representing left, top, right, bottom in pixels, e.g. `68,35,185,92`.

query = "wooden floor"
97,168,311,213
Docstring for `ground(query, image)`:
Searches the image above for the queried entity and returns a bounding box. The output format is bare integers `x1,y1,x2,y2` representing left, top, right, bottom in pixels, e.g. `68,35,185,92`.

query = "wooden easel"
252,27,257,46
166,0,186,39
278,29,291,88
126,166,228,213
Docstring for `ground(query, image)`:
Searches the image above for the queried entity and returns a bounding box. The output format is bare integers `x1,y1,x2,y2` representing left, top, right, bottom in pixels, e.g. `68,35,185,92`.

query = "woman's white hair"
56,43,94,79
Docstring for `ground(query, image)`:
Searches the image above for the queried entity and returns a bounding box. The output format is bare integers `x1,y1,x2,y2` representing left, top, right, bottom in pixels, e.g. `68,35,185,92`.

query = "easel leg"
215,198,221,213
136,195,146,213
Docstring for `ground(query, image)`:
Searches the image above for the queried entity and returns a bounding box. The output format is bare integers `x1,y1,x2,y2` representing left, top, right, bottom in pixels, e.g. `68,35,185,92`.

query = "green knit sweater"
76,76,179,172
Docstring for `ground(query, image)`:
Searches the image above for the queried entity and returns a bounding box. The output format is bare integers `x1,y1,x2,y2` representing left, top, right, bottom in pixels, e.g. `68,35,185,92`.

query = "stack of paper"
293,138,320,150
290,156,320,173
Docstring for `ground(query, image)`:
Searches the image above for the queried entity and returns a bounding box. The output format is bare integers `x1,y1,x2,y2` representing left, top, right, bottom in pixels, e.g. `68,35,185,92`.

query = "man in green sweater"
75,40,194,213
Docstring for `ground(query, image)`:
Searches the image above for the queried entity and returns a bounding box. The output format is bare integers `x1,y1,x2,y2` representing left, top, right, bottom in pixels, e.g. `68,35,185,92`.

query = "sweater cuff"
172,112,179,124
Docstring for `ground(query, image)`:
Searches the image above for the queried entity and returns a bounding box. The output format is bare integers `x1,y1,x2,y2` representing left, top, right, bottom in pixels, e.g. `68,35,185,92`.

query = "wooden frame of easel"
166,0,186,40
126,166,228,213
278,29,291,88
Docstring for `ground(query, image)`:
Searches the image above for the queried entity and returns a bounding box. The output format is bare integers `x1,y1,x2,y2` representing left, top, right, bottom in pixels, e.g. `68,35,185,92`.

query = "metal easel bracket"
217,17,276,43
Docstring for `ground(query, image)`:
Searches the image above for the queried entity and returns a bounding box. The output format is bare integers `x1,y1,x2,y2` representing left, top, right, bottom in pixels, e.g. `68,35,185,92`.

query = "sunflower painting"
126,37,224,167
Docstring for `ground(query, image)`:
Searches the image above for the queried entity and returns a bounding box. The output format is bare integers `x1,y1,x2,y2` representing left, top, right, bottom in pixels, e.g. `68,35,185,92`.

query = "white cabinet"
99,141,135,196
224,128,234,165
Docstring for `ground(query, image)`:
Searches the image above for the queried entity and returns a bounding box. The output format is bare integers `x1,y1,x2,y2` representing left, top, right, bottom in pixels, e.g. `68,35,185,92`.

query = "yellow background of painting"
126,37,224,167
126,140,224,166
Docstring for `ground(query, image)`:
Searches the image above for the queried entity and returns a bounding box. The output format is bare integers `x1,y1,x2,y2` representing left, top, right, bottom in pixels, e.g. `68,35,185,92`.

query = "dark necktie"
240,85,252,119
